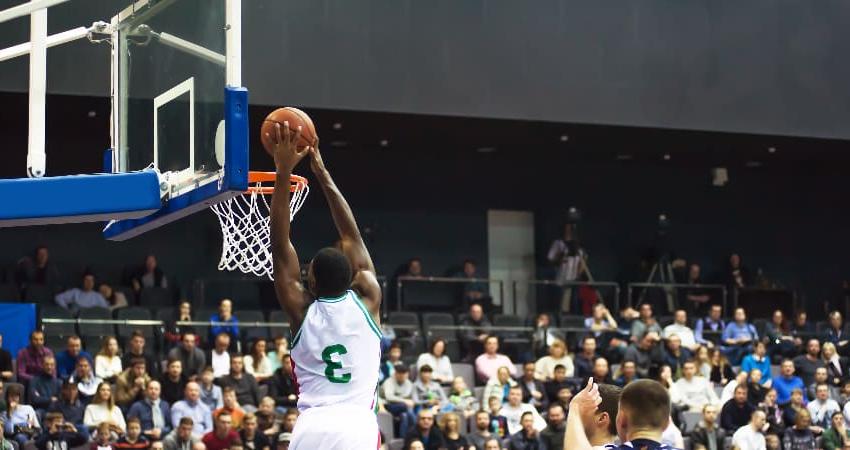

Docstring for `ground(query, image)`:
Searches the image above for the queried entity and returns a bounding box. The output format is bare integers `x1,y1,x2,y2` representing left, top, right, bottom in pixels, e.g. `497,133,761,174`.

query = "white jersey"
290,290,382,413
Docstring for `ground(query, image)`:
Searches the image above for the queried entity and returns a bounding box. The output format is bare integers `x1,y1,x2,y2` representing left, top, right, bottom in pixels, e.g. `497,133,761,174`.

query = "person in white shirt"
807,383,840,430
83,382,126,434
534,339,574,380
663,310,698,351
661,417,684,449
209,333,231,379
500,386,546,435
243,337,273,383
671,360,720,412
94,336,122,381
415,338,453,384
731,410,767,450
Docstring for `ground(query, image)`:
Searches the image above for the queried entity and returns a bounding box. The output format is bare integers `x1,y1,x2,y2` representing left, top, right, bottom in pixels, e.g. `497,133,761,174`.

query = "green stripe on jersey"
352,293,382,340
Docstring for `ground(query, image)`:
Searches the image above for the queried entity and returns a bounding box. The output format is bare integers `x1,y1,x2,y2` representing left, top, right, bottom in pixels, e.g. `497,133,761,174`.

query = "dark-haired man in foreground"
566,378,674,450
268,122,382,449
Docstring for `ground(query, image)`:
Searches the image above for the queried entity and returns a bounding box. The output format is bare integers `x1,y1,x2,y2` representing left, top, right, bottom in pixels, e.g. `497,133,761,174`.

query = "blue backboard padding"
103,86,249,241
0,171,161,227
0,303,36,356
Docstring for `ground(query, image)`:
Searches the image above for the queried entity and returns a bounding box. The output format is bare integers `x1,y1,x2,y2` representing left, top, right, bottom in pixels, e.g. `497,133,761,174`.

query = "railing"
511,279,621,315
396,276,504,312
627,282,727,313
41,318,291,329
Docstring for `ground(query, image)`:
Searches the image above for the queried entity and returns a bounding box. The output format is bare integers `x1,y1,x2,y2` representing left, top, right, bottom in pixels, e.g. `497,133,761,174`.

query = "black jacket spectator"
29,371,62,410
689,423,726,450
218,373,260,407
159,374,188,406
783,427,816,450
122,352,159,379
267,368,297,409
825,357,849,387
35,429,87,450
403,426,445,450
710,364,736,385
721,399,754,431
518,377,546,408
507,429,544,450
792,354,825,387
48,398,85,426
0,347,13,381
543,379,573,404
573,353,595,380
539,422,565,450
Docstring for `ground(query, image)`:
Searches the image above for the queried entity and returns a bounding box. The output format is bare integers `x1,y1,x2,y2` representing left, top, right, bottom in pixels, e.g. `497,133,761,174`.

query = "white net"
211,176,309,279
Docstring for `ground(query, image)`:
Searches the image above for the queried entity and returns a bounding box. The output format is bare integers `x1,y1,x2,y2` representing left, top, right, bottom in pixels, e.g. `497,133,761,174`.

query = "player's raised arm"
308,144,382,319
268,122,311,333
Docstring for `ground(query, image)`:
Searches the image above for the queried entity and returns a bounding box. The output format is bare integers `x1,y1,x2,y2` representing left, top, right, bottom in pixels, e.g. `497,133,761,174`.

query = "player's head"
616,379,670,441
308,247,352,298
583,383,621,444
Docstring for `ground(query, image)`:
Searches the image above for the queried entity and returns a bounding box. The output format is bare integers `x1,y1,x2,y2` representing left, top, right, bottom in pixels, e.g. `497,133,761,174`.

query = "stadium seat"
444,339,462,361
40,305,76,337
387,312,421,336
115,307,154,339
422,312,456,340
681,411,701,433
194,308,218,340
0,282,20,301
452,363,475,391
268,310,291,340
377,411,394,440
492,314,531,356
559,314,586,329
139,287,175,308
201,280,262,309
78,307,115,341
25,284,56,304
239,310,269,343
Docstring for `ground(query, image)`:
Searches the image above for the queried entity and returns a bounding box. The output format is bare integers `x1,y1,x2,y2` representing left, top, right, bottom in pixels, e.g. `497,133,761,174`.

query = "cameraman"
35,411,87,450
547,220,588,314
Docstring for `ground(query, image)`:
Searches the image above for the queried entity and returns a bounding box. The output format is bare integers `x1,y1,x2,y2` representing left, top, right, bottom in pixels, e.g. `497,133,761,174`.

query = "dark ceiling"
0,92,847,180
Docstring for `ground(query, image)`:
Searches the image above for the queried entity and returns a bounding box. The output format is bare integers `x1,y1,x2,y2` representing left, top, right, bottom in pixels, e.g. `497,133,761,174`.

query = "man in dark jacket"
460,303,492,360
216,355,260,408
29,356,62,413
690,404,727,450
267,355,297,409
403,409,445,450
721,384,755,431
35,411,88,450
507,412,544,450
517,362,546,411
127,381,172,441
539,404,566,450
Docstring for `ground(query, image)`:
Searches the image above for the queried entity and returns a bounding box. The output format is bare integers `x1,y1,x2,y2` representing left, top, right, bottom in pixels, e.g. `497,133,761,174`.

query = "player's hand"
308,140,327,175
570,377,601,420
267,121,309,171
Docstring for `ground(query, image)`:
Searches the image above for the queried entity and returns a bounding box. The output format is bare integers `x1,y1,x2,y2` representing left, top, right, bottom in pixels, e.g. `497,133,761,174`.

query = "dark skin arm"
268,122,311,334
308,144,382,323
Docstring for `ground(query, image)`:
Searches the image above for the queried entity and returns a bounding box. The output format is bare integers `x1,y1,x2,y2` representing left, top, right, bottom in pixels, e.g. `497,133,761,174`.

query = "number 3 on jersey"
321,344,351,383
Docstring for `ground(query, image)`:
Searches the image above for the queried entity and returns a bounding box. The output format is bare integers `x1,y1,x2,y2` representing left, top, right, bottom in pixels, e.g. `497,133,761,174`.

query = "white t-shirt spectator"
500,402,547,435
415,353,453,383
244,355,273,379
210,350,230,378
731,424,766,450
534,354,574,380
670,376,720,411
94,355,122,380
663,323,697,349
84,402,126,432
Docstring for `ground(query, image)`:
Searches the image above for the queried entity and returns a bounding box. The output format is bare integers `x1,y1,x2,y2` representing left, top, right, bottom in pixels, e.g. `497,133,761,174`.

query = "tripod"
637,254,677,312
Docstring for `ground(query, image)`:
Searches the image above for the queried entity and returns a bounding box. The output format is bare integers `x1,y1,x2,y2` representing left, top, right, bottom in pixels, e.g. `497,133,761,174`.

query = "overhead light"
711,167,728,187
332,122,342,130
768,147,777,154
379,139,389,147
329,140,348,148
663,154,671,160
559,134,569,142
616,154,633,161
745,160,763,168
476,147,496,153
87,110,96,118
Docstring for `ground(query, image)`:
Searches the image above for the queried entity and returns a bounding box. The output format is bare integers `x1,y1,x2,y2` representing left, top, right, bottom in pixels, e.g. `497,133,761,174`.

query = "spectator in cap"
380,364,416,438
275,433,291,450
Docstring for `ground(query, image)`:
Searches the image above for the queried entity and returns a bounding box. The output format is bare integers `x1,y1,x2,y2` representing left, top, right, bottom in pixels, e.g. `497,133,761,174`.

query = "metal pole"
396,280,403,312
26,7,47,178
0,0,70,24
224,0,241,86
0,26,88,62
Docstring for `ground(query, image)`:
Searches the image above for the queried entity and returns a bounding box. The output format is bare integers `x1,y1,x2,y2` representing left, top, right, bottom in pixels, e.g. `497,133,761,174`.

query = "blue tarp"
0,303,36,357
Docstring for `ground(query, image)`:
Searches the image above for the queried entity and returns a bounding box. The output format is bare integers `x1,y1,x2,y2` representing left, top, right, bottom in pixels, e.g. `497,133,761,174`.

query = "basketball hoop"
211,171,309,279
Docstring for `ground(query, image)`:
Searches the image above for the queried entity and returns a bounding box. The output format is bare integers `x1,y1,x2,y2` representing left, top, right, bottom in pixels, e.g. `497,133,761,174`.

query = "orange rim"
246,171,307,194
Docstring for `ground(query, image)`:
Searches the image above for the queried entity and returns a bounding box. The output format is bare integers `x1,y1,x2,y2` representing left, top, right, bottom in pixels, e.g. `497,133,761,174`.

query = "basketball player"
267,122,382,449
566,378,676,450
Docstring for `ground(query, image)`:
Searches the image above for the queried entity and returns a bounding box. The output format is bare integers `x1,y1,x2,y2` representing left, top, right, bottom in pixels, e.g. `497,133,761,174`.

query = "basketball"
260,107,318,156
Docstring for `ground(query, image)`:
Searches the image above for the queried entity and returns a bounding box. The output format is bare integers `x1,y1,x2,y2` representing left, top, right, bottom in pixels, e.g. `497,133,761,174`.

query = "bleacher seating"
239,310,270,343
422,312,456,340
78,307,114,347
116,307,154,340
268,310,290,339
139,287,174,308
24,284,55,303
